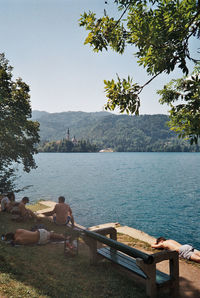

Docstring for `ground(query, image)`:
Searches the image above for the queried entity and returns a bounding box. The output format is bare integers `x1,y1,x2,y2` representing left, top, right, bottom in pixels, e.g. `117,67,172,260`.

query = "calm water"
16,152,200,248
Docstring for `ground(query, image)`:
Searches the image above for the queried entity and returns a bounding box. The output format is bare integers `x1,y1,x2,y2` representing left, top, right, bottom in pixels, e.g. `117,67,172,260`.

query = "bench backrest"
84,229,154,264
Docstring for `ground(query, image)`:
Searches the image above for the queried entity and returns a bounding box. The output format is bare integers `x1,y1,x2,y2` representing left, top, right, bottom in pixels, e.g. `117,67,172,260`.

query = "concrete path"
36,200,56,216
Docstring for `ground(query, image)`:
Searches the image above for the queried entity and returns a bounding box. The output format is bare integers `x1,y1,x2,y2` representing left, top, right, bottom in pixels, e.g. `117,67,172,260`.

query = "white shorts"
38,229,50,245
179,244,196,260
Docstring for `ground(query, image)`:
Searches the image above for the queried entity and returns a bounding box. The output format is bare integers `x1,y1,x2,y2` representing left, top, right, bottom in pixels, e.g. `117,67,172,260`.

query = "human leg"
27,209,37,219
49,232,65,241
71,215,75,226
190,252,200,263
193,249,200,257
65,215,74,226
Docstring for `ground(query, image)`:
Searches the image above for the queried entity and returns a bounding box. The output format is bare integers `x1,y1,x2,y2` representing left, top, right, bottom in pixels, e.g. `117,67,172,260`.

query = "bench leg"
85,237,98,265
136,259,157,298
145,264,157,298
146,278,157,298
170,254,179,297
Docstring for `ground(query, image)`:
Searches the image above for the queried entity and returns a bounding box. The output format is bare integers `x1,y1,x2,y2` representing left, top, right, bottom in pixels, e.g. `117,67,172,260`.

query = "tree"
158,64,200,144
79,0,200,142
0,53,40,193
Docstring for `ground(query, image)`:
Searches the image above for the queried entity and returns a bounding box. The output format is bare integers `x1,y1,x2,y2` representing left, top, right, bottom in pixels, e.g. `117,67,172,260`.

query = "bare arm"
19,203,26,217
68,206,72,217
68,206,74,225
43,207,56,216
151,243,164,249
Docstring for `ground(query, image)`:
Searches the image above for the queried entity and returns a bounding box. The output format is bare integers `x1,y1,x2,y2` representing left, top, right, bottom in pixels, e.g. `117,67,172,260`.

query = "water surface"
16,152,200,248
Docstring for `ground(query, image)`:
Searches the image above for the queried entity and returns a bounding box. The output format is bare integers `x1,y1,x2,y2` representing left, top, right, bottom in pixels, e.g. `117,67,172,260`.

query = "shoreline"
88,223,156,245
36,200,156,245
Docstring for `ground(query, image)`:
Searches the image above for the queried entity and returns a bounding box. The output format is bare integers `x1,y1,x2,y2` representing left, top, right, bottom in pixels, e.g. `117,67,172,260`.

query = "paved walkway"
37,201,200,297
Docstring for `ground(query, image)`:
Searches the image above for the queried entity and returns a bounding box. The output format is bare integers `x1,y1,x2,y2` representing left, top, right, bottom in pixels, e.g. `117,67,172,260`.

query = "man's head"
156,237,166,244
58,196,65,203
22,197,29,204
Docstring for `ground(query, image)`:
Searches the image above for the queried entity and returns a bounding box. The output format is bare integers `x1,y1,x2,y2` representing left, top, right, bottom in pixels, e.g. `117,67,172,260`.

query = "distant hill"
31,110,49,120
33,111,199,152
32,110,111,141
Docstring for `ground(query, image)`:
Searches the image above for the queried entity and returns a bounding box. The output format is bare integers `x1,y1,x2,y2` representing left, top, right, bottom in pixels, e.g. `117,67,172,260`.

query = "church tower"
66,128,70,141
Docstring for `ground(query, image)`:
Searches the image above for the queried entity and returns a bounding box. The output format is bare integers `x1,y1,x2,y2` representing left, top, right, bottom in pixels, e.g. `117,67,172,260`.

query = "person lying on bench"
2,228,65,245
43,196,74,226
152,237,200,263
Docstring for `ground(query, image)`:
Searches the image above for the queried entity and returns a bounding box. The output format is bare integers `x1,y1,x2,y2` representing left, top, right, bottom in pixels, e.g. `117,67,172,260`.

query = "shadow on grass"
1,211,199,298
0,212,147,298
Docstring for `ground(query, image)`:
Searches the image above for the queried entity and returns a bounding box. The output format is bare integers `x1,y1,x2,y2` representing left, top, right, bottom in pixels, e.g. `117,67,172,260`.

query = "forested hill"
32,111,199,152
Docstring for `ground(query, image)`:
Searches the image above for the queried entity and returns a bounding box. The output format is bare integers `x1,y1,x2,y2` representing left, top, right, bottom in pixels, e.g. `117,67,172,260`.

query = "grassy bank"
0,202,171,298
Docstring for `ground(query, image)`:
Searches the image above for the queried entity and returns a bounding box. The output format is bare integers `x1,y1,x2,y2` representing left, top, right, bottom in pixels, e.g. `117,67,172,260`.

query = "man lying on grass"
152,237,200,263
2,228,65,245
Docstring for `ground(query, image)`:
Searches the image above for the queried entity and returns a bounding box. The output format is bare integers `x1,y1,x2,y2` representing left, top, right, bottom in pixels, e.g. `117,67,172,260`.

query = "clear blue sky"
0,0,198,115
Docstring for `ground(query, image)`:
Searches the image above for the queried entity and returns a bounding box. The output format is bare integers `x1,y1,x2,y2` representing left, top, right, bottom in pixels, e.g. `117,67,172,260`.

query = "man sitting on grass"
43,196,74,226
2,228,65,245
1,192,15,212
18,197,38,220
152,237,200,263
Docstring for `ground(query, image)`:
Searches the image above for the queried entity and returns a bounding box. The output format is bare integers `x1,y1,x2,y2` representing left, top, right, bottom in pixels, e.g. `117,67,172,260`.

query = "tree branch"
138,71,162,94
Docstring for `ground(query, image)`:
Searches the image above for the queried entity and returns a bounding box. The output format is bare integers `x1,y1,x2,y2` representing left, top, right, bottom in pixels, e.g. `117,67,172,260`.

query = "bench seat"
97,246,171,285
83,227,179,297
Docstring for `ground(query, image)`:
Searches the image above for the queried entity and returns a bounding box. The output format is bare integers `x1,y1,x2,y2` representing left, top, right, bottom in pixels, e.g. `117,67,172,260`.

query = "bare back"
152,239,182,252
54,203,71,224
14,229,39,245
162,240,182,251
18,202,27,217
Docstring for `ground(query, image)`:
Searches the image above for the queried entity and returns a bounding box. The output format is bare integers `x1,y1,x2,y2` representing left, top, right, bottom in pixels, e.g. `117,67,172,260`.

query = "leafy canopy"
158,64,200,144
79,0,200,142
0,53,40,193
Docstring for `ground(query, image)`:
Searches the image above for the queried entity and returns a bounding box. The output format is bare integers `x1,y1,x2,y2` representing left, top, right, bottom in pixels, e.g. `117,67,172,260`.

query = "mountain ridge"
32,110,199,152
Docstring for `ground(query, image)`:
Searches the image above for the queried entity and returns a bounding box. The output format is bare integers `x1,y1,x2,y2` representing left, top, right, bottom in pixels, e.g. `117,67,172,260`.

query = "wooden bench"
83,228,179,298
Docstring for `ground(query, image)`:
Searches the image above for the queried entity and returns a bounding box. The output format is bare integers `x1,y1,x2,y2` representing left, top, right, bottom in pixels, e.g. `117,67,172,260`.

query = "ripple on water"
15,152,200,248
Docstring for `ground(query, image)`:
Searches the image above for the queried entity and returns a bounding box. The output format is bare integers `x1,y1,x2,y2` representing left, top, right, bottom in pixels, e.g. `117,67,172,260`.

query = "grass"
27,201,49,212
0,204,147,298
1,201,191,297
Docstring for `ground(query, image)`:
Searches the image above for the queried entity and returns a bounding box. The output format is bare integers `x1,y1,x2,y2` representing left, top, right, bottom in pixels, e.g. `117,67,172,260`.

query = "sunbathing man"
2,228,65,245
18,197,38,220
152,237,200,263
1,192,15,212
43,196,74,226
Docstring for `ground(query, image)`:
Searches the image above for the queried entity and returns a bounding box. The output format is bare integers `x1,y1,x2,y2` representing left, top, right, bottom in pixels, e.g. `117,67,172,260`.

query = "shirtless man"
43,196,74,225
2,229,65,245
152,237,200,263
18,197,37,220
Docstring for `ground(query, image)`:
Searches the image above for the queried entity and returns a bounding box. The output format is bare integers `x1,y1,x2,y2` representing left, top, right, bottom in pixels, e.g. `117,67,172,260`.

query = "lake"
16,152,200,248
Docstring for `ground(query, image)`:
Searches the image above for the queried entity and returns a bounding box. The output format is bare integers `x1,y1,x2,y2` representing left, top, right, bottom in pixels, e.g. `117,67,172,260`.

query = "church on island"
65,128,113,152
66,128,78,145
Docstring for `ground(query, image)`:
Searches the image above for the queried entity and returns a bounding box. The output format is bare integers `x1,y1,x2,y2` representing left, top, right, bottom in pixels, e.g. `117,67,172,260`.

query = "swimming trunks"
53,215,71,225
38,229,50,245
179,244,195,260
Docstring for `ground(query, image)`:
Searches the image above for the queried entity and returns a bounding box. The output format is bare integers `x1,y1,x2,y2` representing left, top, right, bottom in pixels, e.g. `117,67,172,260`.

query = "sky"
0,0,198,115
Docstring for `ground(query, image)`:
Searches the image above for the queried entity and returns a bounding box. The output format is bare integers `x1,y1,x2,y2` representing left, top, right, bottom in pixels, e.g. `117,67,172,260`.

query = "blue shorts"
53,216,71,225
